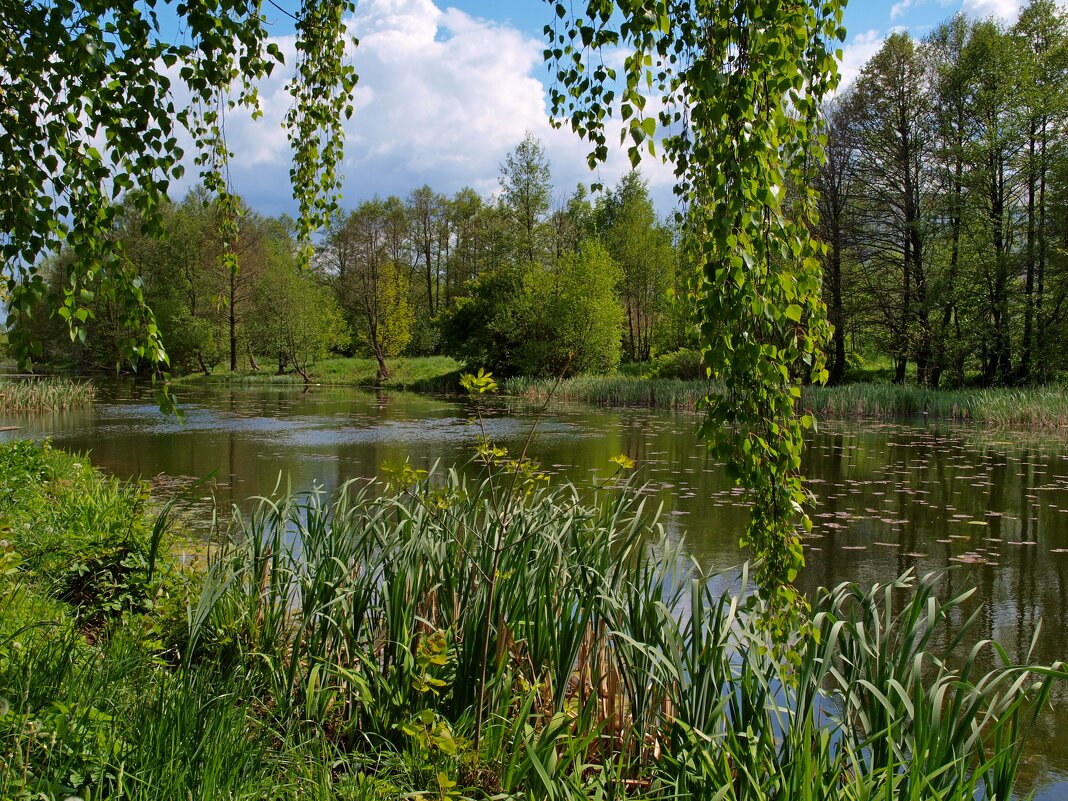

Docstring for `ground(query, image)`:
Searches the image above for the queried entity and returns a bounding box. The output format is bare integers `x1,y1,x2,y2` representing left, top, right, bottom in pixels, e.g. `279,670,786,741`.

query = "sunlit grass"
505,374,1068,428
2,440,1065,800
803,383,1068,428
503,374,714,410
173,355,463,390
0,377,95,413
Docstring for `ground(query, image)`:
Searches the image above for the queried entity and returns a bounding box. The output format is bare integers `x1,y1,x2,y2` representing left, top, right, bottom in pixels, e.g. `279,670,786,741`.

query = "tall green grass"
803,383,1068,428
1,440,1064,799
185,469,1065,799
174,355,463,390
505,374,1068,428
0,377,95,412
503,374,713,410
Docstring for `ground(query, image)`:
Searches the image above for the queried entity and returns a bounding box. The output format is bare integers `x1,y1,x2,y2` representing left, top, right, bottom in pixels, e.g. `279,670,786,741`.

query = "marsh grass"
503,374,714,410
803,383,1068,428
185,470,1064,799
0,440,1065,800
505,374,1068,428
0,377,95,413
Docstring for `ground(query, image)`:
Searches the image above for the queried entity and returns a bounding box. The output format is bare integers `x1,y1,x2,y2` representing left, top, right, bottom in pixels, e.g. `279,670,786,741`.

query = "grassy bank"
505,374,1068,427
503,374,714,410
802,383,1068,428
1,440,1063,800
173,355,462,391
0,376,95,412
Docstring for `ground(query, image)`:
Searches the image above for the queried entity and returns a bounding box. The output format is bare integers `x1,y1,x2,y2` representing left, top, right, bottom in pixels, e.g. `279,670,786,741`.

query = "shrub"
649,348,705,380
441,241,624,377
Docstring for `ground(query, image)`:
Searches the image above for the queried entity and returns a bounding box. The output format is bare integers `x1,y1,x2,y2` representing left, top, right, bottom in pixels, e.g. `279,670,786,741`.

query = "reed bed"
0,376,95,412
802,383,1068,428
505,374,1068,428
2,440,1064,799
181,471,1063,799
503,374,713,410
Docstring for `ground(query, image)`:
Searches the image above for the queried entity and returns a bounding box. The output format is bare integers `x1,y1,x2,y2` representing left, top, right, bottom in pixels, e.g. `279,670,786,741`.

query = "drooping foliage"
0,0,357,399
545,1,845,601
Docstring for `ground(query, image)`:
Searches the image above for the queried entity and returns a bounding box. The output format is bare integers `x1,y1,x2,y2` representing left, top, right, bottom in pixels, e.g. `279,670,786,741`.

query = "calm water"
4,381,1068,797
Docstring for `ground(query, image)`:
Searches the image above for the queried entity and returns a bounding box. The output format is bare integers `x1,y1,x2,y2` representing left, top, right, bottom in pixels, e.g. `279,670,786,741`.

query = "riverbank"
168,355,1068,428
0,376,95,412
1,439,1063,800
507,375,1068,428
171,355,463,391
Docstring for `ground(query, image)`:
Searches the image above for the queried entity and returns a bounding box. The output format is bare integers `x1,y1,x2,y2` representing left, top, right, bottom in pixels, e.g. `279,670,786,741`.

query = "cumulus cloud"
836,29,885,90
961,0,1022,22
891,0,917,20
197,0,677,217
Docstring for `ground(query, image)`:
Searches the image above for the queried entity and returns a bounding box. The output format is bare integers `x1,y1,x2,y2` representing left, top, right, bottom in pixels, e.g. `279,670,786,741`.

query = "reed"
503,374,714,410
1,440,1064,799
505,374,1068,428
0,377,95,412
174,355,463,390
802,383,1068,428
185,469,1065,799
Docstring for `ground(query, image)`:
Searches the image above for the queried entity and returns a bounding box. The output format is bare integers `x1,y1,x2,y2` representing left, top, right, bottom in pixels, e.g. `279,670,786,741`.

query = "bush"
649,348,705,380
441,241,624,376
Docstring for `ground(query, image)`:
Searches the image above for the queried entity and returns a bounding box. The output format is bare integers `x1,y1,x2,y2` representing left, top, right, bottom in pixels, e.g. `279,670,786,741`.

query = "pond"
4,380,1068,797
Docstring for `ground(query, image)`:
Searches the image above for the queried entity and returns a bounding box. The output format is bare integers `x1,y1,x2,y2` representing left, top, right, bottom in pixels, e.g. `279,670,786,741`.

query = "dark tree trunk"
229,269,238,372
828,227,846,385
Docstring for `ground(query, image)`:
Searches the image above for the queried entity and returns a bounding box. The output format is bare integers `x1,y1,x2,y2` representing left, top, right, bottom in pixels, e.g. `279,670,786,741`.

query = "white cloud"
199,0,677,217
891,0,916,20
960,0,1022,22
836,29,885,90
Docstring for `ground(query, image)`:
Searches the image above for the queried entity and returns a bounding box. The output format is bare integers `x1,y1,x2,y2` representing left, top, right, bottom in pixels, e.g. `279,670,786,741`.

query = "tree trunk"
1021,131,1037,381
375,347,391,381
828,226,846,385
894,356,907,385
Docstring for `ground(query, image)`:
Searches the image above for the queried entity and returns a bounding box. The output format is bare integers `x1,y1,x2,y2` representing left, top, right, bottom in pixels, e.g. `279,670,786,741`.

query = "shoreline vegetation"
167,355,1068,429
1,439,1064,800
0,376,96,413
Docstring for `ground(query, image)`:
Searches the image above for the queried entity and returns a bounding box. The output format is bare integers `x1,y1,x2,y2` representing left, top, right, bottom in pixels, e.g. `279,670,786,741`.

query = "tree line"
819,0,1068,387
14,135,690,381
19,2,1068,392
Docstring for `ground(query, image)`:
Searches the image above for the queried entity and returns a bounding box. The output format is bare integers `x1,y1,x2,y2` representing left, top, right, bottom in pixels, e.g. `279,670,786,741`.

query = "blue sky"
191,0,1029,217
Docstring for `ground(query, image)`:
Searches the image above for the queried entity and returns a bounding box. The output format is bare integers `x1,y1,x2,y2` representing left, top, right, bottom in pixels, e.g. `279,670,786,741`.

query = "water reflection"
3,381,1067,797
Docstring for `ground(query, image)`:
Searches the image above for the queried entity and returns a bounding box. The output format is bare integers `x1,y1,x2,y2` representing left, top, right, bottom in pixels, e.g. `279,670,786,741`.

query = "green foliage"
0,443,1064,800
522,240,623,376
597,172,675,362
0,441,189,630
1,0,357,398
499,132,554,267
547,0,844,603
327,200,416,379
818,2,1068,387
439,266,529,376
7,191,306,377
648,348,705,381
442,241,623,377
254,254,349,381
